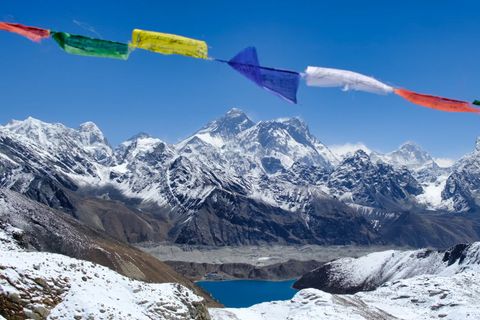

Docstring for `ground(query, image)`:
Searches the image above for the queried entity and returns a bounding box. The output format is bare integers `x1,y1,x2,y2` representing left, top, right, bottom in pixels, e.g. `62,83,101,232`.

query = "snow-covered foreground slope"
210,272,480,320
294,242,480,293
0,226,210,320
211,243,480,319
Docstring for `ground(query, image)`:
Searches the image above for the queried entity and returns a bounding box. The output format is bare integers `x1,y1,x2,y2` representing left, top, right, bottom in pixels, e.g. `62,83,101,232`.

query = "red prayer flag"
0,22,50,42
395,88,480,113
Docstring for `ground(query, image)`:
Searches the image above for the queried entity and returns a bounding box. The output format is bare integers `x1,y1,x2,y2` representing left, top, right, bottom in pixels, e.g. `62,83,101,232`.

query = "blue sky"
1,1,479,159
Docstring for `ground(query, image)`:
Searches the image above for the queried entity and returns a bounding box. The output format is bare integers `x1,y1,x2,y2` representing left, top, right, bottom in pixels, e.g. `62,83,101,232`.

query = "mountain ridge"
0,109,479,247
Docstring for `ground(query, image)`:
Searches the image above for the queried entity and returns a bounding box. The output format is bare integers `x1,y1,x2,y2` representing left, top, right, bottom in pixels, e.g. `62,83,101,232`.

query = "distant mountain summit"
383,141,436,169
197,107,255,141
0,109,479,247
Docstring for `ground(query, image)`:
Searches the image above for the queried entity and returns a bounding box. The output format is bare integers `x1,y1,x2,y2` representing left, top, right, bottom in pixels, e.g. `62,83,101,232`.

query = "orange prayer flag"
395,88,480,113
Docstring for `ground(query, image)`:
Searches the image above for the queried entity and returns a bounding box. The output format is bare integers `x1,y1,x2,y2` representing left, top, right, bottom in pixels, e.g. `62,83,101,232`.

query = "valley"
139,243,404,280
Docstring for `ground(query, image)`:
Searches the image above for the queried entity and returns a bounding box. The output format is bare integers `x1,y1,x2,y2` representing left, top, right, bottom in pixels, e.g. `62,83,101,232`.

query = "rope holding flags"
0,20,479,114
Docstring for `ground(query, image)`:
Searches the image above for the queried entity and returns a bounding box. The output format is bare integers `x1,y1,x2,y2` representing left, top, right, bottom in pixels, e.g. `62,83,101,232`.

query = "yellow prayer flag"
131,29,208,59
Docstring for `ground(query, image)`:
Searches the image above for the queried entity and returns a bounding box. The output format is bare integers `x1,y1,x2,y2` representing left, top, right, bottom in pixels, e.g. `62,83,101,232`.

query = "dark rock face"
172,188,379,246
0,136,76,212
328,150,423,209
261,157,285,174
442,170,480,212
441,138,480,212
293,264,365,294
442,243,469,265
379,212,480,248
22,176,74,212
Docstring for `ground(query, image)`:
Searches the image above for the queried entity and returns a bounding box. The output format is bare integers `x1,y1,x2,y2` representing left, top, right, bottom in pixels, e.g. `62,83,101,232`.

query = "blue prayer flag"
226,47,300,103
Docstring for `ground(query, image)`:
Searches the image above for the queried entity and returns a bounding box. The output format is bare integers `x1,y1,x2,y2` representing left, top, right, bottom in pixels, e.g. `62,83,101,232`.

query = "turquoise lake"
196,279,298,308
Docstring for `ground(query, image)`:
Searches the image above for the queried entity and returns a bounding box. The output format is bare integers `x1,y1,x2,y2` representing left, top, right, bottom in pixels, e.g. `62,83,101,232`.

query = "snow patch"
434,157,455,168
195,132,225,148
416,174,449,209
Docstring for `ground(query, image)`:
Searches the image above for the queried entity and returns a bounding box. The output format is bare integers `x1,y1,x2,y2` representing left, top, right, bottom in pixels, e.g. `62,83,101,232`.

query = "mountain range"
1,109,480,247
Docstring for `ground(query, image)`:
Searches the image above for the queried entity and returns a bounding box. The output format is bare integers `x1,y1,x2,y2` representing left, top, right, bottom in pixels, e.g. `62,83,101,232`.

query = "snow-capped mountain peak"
200,108,254,139
116,134,171,164
1,117,68,146
225,107,249,118
274,116,308,131
0,117,114,167
475,137,480,152
235,117,335,169
333,150,375,174
329,142,372,160
178,108,254,149
345,149,370,165
1,117,111,148
264,117,323,150
383,141,435,169
5,116,49,130
78,121,108,145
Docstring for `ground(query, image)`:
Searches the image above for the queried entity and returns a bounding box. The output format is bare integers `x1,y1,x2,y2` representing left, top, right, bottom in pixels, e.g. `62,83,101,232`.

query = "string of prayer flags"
1,20,478,113
131,29,208,59
304,66,393,95
394,89,480,113
0,22,50,42
224,47,300,103
51,32,130,60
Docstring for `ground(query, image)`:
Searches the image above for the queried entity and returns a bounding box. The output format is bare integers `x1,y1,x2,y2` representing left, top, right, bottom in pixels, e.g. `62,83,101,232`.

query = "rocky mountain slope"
0,189,216,305
327,150,423,209
0,225,210,320
294,242,480,293
441,138,480,212
0,110,479,247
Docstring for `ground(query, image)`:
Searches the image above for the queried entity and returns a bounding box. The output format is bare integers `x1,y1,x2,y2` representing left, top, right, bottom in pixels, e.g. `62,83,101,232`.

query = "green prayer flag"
52,32,130,60
473,100,480,106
